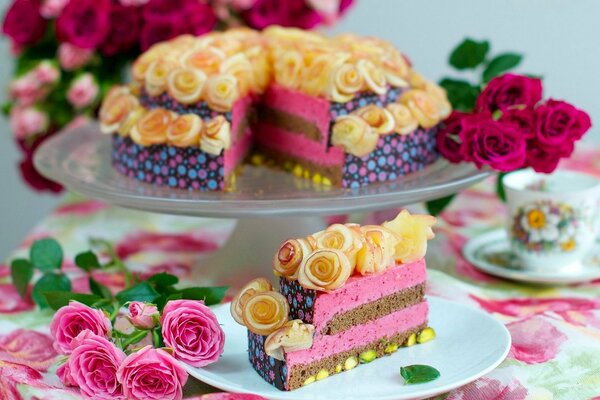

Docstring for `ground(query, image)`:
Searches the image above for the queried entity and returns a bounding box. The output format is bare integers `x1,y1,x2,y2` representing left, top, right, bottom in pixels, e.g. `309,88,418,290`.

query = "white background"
0,0,598,257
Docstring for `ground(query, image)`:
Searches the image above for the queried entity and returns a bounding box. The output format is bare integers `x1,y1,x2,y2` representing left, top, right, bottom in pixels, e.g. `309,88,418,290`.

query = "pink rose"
68,331,126,399
117,346,188,400
41,0,70,18
128,301,159,330
436,111,468,163
459,114,527,172
185,2,217,36
2,0,48,46
56,0,111,49
56,362,77,387
101,3,141,56
34,61,60,84
499,107,536,139
476,73,543,113
57,42,94,71
10,107,49,140
8,74,46,106
140,19,184,51
243,0,323,29
141,0,216,43
119,0,149,5
534,99,592,149
67,73,99,109
161,299,225,367
228,0,257,10
50,301,112,354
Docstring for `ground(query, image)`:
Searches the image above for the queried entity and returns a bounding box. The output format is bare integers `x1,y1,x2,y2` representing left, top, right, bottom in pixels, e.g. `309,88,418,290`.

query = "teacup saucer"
463,229,600,284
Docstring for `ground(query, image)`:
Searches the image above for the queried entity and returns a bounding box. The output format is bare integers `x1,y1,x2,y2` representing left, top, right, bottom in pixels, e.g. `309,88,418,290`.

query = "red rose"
525,146,567,174
19,154,64,193
499,107,537,138
101,3,141,56
243,0,323,29
476,73,542,113
534,99,592,149
436,111,469,163
2,0,47,47
140,19,184,51
459,115,526,171
56,0,111,49
185,1,217,36
142,0,189,22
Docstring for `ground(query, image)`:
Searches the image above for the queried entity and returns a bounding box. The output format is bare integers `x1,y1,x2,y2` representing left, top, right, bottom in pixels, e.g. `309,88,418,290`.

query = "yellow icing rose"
242,290,289,336
381,51,410,88
220,53,254,96
423,80,452,119
297,249,353,291
385,103,418,135
274,50,304,90
204,75,239,112
329,62,364,102
331,115,379,157
264,320,315,360
200,115,231,155
301,52,348,97
99,91,139,134
273,238,313,279
130,108,172,146
399,89,441,129
131,45,167,83
356,59,387,95
167,114,203,148
144,59,179,97
183,46,226,75
382,210,436,264
355,225,399,275
312,223,363,267
230,277,273,325
353,105,395,135
116,106,145,137
167,68,206,105
244,46,272,93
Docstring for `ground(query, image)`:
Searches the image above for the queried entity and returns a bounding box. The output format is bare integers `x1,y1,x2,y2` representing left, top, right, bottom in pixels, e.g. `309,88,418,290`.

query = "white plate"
463,229,600,284
184,297,510,400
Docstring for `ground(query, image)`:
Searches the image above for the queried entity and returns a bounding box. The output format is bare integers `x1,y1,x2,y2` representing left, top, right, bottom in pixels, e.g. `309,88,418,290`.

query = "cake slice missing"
231,210,437,390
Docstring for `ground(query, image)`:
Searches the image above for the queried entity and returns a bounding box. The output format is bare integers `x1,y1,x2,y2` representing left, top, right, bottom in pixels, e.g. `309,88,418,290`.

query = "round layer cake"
99,27,451,191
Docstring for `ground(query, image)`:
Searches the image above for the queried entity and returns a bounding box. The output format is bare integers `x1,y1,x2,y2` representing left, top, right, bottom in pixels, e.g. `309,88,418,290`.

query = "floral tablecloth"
2,148,600,400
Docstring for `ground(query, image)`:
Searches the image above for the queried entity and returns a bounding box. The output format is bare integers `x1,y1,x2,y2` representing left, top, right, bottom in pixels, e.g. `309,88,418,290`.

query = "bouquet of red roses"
1,0,354,192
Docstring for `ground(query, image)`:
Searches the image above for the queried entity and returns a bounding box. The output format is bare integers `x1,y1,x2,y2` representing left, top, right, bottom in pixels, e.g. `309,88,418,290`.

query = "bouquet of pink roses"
1,0,354,192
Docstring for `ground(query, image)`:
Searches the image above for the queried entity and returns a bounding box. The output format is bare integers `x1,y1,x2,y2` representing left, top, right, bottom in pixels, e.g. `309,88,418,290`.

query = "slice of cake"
230,210,437,390
99,27,451,191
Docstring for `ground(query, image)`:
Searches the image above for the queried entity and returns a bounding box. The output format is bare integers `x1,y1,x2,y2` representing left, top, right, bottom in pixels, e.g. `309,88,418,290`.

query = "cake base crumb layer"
287,323,427,390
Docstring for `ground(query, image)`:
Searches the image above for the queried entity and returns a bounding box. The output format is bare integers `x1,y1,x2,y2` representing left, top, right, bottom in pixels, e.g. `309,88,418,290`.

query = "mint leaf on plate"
400,364,440,384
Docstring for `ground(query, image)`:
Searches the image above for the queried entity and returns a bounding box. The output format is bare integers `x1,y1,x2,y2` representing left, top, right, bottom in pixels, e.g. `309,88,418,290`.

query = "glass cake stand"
34,122,490,286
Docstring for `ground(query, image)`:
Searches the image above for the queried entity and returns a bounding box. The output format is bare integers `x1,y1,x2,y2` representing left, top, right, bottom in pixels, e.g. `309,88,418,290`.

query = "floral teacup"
503,169,600,272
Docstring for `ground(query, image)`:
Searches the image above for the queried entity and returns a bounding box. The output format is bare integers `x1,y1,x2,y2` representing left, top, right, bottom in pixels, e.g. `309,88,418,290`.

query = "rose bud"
128,301,159,330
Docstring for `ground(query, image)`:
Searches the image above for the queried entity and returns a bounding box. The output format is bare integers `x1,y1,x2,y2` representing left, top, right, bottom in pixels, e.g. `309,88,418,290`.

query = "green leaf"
400,364,441,384
10,259,34,299
116,282,159,304
32,273,71,308
30,238,63,272
179,286,228,306
449,38,490,70
43,291,103,311
74,251,101,271
147,272,179,287
89,277,113,299
425,195,456,216
496,172,508,202
154,292,183,311
483,53,523,82
439,78,480,112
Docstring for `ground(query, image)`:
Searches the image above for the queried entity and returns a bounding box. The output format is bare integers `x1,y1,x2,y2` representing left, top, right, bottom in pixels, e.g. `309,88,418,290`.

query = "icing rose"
331,115,379,157
167,114,203,147
117,106,145,137
184,46,226,75
230,277,273,325
301,54,334,97
242,291,290,336
355,225,399,275
264,320,315,361
167,68,206,105
381,53,410,88
274,50,304,91
50,301,112,354
399,89,441,129
354,104,395,135
273,238,313,279
382,210,436,264
220,53,254,96
205,75,239,112
329,62,364,102
244,45,271,93
132,47,162,82
200,115,231,155
144,59,178,96
423,80,452,119
312,223,363,266
357,59,387,95
130,108,172,146
385,103,418,135
99,90,139,134
297,249,353,291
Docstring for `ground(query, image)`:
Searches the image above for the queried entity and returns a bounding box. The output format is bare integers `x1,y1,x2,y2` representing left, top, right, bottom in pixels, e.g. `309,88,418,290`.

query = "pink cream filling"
311,259,426,332
285,301,428,367
223,96,253,175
